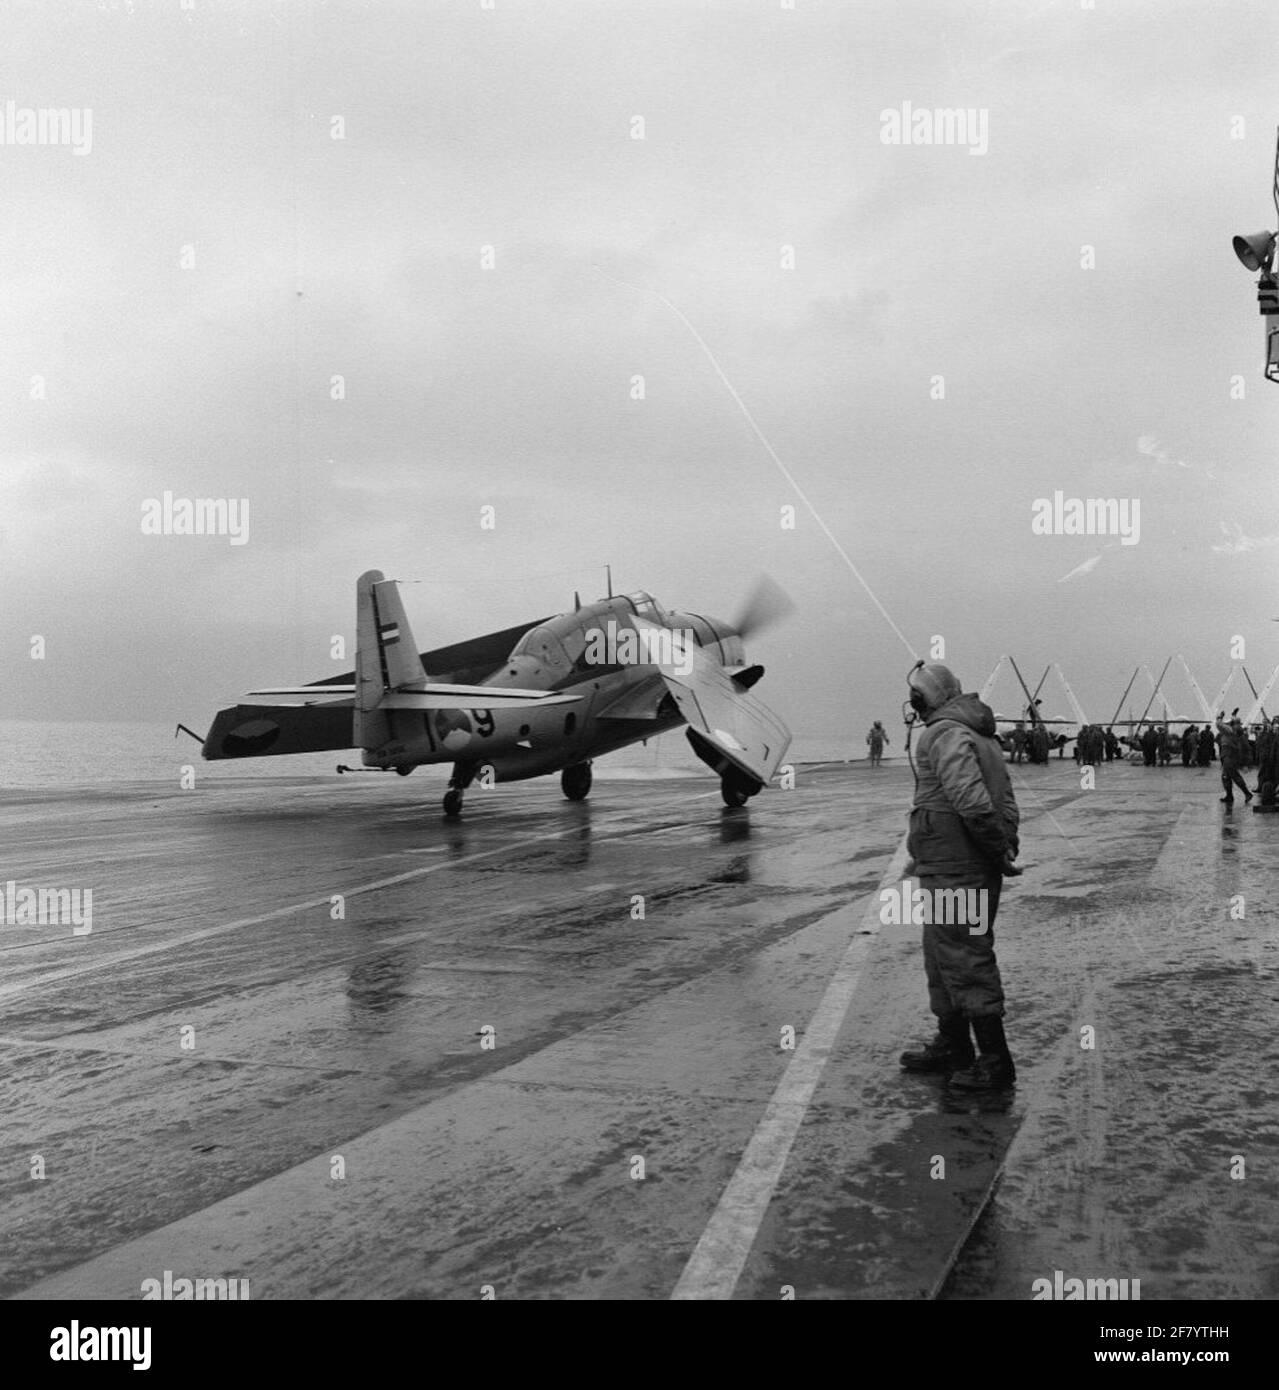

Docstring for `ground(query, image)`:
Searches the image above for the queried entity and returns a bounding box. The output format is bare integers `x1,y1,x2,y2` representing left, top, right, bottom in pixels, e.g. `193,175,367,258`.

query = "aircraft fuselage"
360,592,742,781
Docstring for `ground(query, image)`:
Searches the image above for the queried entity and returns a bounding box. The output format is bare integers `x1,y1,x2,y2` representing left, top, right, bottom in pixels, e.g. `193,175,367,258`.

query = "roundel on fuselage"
435,709,473,750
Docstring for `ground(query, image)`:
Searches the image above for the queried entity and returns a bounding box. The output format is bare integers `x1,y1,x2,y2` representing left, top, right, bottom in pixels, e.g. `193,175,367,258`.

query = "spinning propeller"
730,574,795,640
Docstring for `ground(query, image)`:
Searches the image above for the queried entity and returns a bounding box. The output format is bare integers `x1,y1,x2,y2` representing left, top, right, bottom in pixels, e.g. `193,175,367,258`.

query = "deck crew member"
1216,713,1252,805
899,662,1022,1091
866,720,889,767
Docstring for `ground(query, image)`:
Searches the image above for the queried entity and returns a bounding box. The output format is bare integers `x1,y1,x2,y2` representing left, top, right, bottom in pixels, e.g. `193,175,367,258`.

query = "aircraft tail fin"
354,570,425,754
355,570,425,711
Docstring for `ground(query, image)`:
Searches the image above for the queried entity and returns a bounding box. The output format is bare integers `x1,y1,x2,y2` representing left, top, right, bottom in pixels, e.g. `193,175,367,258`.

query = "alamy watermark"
1032,1270,1141,1300
879,880,990,935
583,620,695,676
50,1324,149,1370
1,881,92,936
880,102,988,156
141,492,250,545
141,1270,250,1300
1,101,92,155
1031,491,1140,545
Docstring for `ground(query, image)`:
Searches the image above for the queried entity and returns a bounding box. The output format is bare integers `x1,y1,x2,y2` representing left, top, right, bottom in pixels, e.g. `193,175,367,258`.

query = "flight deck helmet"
907,661,962,716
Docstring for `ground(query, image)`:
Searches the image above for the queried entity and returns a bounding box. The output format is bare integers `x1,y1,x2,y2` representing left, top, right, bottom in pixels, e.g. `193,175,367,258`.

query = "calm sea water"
0,719,866,789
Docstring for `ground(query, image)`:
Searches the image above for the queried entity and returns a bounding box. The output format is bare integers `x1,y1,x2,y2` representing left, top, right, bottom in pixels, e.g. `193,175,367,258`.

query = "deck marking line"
0,794,718,1002
670,834,911,1300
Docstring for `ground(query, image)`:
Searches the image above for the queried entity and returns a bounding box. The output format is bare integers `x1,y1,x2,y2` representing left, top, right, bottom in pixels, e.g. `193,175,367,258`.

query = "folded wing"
633,618,791,784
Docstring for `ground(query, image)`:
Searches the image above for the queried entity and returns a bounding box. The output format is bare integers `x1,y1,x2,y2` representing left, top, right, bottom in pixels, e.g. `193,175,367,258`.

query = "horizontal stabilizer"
379,686,580,711
241,686,355,706
203,703,354,760
239,683,577,711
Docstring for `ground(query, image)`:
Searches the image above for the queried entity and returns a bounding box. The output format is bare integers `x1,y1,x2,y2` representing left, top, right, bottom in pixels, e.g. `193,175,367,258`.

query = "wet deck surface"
2,760,1277,1300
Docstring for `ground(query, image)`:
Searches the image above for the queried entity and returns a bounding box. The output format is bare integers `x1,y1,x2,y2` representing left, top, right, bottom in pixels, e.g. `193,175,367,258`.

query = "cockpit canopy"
621,590,666,621
510,620,576,673
505,590,747,678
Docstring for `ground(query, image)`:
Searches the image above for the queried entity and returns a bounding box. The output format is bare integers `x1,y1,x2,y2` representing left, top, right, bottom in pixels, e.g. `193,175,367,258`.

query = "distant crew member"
866,720,889,767
1009,721,1028,763
1104,727,1120,762
1197,723,1215,767
1216,713,1252,805
899,662,1021,1091
1091,725,1107,765
1156,724,1171,767
1256,717,1279,806
1181,725,1197,767
1028,723,1050,764
1140,725,1158,767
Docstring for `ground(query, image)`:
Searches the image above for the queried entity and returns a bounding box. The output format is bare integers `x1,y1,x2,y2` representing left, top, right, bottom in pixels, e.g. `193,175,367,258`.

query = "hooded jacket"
1216,718,1244,769
908,692,1020,880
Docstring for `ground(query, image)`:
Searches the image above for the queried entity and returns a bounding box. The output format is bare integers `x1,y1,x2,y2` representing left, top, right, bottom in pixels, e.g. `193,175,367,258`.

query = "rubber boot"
948,1015,1016,1090
900,1014,975,1073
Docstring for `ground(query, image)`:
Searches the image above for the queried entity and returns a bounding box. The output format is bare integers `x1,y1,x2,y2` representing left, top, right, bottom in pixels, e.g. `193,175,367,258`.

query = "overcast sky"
3,0,1278,742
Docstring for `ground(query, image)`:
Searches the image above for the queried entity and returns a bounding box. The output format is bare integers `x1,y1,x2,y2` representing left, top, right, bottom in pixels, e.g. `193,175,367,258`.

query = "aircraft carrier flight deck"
2,761,1276,1301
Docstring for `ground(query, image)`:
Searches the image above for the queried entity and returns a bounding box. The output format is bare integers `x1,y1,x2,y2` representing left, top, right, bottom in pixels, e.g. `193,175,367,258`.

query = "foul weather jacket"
908,693,1020,882
1216,720,1244,770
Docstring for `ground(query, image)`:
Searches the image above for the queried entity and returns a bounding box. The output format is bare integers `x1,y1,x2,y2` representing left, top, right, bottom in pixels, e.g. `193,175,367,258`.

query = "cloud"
1210,520,1279,554
1058,553,1104,582
1137,435,1216,482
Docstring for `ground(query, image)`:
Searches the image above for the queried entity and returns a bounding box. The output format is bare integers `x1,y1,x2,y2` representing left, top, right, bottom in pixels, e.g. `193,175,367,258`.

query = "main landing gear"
443,763,474,819
720,765,762,808
685,728,765,808
561,761,593,801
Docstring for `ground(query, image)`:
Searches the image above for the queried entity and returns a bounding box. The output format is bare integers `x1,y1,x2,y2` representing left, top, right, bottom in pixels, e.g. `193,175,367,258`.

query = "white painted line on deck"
0,795,720,1002
671,786,1122,1299
670,834,911,1300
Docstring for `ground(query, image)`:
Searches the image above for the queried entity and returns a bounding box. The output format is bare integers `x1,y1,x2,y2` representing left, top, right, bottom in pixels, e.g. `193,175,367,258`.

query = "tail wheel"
561,762,593,801
442,788,464,818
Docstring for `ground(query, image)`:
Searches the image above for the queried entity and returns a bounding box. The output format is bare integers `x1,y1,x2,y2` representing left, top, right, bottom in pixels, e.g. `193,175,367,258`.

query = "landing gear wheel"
561,762,593,801
720,767,759,808
443,762,475,819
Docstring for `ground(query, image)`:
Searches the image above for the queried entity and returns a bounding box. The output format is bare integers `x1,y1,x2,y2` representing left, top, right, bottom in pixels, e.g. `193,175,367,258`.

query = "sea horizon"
0,717,872,789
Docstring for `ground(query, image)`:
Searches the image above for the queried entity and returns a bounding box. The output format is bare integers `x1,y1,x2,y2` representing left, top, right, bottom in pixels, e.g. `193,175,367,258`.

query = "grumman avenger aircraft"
980,656,1081,759
1095,658,1275,756
199,570,792,816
